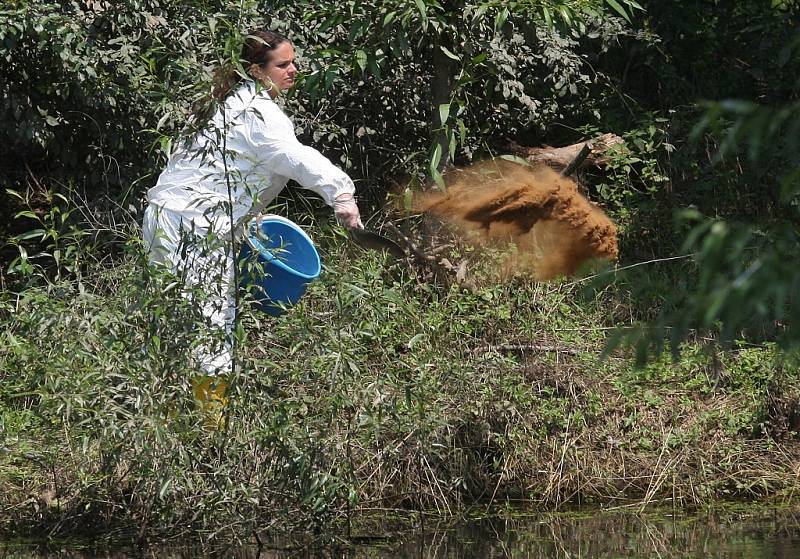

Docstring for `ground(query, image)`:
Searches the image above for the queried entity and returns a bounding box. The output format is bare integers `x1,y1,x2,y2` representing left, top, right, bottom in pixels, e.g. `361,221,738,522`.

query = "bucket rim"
244,215,321,280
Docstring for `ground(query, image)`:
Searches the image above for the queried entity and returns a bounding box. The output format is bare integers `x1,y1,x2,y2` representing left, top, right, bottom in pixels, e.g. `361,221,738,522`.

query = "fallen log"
504,133,625,171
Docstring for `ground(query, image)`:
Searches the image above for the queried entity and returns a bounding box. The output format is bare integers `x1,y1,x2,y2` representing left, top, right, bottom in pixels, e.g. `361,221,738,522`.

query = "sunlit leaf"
438,103,450,126
605,0,631,22
439,45,460,61
354,49,367,72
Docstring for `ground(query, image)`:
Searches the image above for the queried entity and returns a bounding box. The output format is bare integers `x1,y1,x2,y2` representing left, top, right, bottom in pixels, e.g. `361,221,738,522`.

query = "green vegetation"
3,227,800,542
2,0,800,545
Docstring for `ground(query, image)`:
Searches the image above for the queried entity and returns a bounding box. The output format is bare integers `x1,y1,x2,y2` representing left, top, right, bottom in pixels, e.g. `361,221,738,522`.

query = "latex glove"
333,193,363,229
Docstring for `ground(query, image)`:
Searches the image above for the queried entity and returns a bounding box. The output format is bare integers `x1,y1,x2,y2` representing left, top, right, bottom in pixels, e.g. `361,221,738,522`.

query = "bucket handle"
244,215,275,262
244,214,302,262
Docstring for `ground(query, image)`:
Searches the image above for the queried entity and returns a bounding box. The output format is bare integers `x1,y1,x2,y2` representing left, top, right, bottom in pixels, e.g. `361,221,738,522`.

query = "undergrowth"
2,220,799,544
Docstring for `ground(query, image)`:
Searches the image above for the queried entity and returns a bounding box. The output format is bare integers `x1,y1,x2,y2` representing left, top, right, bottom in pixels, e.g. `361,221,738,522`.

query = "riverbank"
2,228,799,543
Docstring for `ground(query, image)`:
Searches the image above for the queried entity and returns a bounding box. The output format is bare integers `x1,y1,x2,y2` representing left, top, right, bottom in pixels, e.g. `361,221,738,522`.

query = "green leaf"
408,333,426,349
6,189,24,201
499,154,532,167
494,7,509,31
354,49,367,72
432,169,446,190
346,283,370,298
438,103,450,126
383,11,396,26
156,112,170,131
605,0,631,22
704,289,729,327
439,45,460,61
414,0,428,25
430,143,442,172
158,478,171,499
448,129,456,161
472,4,487,22
471,52,487,64
13,229,46,241
542,6,553,27
558,6,572,26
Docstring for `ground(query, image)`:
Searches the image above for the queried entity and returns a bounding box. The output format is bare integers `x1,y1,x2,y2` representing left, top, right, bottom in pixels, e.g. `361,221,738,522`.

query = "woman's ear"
248,64,279,96
248,63,264,81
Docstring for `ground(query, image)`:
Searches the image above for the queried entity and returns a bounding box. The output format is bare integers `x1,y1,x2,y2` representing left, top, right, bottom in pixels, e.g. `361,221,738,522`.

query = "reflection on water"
378,508,800,558
3,508,800,558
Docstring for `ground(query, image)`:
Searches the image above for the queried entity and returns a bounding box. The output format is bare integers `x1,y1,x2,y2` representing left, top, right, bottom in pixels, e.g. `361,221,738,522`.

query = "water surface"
3,507,800,558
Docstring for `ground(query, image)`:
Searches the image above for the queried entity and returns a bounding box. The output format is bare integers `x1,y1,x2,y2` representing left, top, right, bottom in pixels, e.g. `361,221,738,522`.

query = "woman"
142,29,362,407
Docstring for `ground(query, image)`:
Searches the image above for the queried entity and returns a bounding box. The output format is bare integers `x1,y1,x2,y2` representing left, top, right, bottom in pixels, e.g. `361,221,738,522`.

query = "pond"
3,506,800,558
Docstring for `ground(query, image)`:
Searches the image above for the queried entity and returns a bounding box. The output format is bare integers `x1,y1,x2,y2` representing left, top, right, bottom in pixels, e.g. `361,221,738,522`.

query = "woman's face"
258,42,297,94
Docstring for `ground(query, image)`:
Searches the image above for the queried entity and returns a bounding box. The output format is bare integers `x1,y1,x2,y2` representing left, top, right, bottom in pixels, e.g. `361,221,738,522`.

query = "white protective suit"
142,79,356,375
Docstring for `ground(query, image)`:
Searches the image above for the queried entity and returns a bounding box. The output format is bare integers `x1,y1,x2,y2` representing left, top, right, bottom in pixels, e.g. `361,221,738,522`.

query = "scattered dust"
415,159,618,280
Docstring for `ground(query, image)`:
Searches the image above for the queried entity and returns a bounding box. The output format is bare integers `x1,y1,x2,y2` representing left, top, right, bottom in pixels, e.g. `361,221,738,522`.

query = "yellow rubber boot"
191,375,228,431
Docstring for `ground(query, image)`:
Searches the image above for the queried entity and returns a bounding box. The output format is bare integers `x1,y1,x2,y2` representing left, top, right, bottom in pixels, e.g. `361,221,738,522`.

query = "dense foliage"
0,0,641,210
603,0,800,358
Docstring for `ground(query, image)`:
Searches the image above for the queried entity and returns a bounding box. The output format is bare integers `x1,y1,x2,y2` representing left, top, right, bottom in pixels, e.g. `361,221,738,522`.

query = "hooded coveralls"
142,80,355,375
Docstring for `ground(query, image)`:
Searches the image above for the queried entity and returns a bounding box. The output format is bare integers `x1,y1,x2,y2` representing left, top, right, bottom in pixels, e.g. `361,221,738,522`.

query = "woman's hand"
333,193,363,229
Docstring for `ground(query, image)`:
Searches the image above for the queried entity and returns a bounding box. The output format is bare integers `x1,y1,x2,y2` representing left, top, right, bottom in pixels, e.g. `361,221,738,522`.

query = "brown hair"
211,29,290,103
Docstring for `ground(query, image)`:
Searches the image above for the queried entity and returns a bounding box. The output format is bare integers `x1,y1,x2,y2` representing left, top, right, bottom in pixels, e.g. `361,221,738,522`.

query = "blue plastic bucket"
238,215,321,316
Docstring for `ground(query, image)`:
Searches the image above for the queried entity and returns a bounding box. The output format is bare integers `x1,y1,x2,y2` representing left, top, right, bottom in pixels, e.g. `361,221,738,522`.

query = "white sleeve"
245,101,355,206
